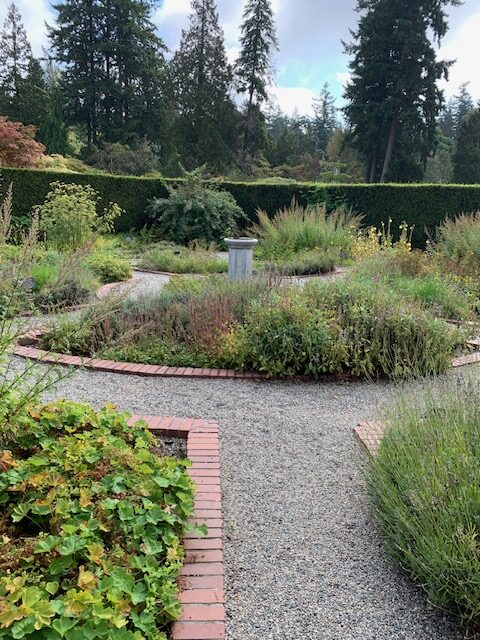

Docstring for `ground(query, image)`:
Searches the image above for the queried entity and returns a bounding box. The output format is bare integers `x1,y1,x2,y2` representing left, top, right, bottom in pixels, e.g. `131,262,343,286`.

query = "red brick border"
127,415,225,640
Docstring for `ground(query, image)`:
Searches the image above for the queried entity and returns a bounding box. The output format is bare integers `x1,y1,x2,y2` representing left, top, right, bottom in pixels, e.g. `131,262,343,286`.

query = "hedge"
2,166,480,246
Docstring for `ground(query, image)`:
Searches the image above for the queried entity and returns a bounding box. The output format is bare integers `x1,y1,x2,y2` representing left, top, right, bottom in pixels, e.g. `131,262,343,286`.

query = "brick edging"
353,421,386,455
127,415,225,640
15,327,480,380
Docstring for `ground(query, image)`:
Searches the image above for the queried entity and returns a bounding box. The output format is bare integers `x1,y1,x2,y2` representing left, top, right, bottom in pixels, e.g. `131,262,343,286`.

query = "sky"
1,0,479,116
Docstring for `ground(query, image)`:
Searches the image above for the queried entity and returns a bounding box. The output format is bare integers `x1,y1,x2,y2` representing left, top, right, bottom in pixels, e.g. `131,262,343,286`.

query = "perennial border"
14,326,480,380
128,415,225,640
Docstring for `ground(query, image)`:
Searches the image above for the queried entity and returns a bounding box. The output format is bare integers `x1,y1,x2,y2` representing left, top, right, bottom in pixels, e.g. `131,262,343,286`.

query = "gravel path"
6,355,472,640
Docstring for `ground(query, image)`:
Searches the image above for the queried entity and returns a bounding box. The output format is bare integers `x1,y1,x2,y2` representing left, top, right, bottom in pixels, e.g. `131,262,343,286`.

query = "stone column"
224,237,258,281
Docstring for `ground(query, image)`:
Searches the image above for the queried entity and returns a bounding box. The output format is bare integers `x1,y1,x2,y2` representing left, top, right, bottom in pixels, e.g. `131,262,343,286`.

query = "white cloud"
268,85,316,116
439,10,480,100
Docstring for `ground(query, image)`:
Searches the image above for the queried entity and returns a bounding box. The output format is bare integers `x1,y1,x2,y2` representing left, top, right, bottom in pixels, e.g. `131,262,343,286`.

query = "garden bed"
354,382,480,637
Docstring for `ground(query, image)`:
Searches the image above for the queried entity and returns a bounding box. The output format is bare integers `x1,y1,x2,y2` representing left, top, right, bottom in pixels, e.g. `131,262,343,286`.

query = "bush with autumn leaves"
0,117,45,168
0,399,199,640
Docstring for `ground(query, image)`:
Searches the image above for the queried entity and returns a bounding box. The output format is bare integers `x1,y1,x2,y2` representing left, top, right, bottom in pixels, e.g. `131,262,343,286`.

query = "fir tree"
39,62,70,155
48,0,168,148
171,0,238,169
0,3,32,100
236,0,278,163
344,0,460,183
451,82,474,138
312,83,337,154
453,109,480,183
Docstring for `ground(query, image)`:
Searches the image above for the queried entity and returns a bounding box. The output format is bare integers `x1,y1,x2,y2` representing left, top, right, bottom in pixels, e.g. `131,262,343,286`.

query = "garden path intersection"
7,353,473,640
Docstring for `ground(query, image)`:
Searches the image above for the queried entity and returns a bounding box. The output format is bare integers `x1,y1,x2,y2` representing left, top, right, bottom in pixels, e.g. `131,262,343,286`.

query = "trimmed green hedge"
2,166,480,246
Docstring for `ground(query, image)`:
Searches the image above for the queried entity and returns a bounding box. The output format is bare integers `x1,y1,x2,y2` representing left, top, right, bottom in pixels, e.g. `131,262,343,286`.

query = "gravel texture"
5,354,472,640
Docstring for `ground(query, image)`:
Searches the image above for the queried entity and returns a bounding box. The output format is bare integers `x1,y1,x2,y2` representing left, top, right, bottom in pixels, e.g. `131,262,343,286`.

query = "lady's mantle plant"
0,399,198,640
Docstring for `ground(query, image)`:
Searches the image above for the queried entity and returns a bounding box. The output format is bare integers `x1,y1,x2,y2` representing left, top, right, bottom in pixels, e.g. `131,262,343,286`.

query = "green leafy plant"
37,182,122,250
87,252,132,283
368,382,480,631
146,167,244,244
0,399,197,640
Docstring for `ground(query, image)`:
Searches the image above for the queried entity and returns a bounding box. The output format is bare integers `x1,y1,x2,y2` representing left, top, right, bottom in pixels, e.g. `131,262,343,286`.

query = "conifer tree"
39,63,70,155
48,0,168,148
0,3,32,100
344,0,460,182
236,0,278,163
453,109,480,183
171,0,238,169
312,83,337,154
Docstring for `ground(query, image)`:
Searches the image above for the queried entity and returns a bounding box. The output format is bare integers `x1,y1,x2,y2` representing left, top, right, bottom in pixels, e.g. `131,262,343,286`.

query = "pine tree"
312,83,338,154
171,0,238,169
0,3,33,116
453,109,480,183
236,0,278,163
344,0,460,183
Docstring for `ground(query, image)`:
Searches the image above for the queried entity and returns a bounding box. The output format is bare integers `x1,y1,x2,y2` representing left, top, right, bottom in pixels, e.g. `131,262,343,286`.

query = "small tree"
453,109,480,184
0,117,45,167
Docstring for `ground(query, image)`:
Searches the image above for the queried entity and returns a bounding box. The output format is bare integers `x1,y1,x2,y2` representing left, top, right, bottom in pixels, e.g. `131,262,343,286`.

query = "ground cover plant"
41,274,459,380
368,382,480,633
0,398,196,640
252,201,362,276
138,242,227,274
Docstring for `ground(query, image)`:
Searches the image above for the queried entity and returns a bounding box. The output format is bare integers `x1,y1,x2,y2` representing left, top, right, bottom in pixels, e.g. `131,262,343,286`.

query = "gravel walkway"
5,355,472,640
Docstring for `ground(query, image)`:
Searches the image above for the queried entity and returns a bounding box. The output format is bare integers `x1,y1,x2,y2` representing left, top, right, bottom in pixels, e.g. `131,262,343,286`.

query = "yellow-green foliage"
37,182,122,250
0,398,197,640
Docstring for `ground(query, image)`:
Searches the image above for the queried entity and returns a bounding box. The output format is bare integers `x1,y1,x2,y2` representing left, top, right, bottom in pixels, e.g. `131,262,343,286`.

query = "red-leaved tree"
0,117,46,167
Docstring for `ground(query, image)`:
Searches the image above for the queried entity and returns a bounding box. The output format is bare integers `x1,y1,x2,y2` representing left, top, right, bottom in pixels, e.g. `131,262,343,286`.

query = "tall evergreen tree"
171,0,238,169
312,83,338,154
453,109,480,183
451,82,474,138
39,62,70,155
48,0,169,148
0,3,32,102
236,0,278,163
344,0,460,183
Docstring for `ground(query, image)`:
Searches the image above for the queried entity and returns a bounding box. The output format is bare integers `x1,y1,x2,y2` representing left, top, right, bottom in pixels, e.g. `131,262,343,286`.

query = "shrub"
252,201,361,261
139,244,227,274
86,140,160,176
368,382,480,630
37,182,122,250
146,167,244,244
41,274,459,380
223,292,346,377
306,279,458,379
0,117,45,168
0,397,196,640
87,251,132,283
5,167,480,245
435,211,480,274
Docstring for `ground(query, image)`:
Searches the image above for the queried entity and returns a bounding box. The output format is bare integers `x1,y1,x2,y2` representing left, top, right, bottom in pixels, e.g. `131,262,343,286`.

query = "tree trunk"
241,86,255,166
380,117,398,182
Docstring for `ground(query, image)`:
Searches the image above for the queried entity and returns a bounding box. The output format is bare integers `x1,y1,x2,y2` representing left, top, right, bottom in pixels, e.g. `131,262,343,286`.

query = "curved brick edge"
353,421,386,456
127,415,225,640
